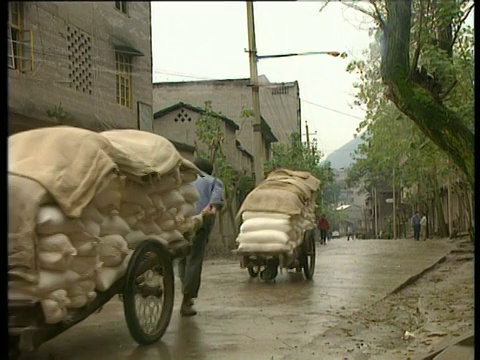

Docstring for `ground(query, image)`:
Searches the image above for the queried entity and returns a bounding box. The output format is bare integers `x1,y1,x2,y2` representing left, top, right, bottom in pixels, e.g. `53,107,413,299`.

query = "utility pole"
246,1,264,185
393,166,396,239
305,121,310,148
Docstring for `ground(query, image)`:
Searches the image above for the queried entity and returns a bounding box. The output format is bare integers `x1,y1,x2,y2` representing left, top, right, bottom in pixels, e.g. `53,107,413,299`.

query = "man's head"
193,157,214,176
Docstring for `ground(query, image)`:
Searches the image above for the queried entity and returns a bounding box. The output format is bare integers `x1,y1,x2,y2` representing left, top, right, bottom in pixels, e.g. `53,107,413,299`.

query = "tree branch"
439,80,458,101
410,0,425,74
450,3,474,52
369,0,386,29
339,1,378,22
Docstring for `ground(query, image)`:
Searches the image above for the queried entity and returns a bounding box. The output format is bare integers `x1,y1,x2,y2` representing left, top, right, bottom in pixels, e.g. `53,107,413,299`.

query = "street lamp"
246,1,346,185
256,51,348,60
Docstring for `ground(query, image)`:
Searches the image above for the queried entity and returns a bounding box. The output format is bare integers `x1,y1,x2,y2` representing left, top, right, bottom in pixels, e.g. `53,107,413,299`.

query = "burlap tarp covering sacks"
237,169,320,217
8,174,52,279
100,129,199,178
9,126,120,218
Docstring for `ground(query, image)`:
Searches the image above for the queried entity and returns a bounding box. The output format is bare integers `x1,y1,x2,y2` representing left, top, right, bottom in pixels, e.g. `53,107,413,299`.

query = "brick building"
8,1,153,134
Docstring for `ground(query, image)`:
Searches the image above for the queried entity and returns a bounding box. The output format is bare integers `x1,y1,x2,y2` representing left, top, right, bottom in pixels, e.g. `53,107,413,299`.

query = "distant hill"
321,136,365,170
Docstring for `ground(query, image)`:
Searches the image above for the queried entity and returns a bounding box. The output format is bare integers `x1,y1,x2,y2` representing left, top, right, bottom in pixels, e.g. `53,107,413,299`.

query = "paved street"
19,237,455,360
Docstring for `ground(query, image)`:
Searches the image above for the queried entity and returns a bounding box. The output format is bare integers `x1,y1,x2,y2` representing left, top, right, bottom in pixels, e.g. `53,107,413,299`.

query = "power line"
300,98,365,121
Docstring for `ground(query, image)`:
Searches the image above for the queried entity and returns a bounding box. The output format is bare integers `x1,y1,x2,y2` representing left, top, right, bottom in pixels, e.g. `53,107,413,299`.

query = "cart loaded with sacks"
8,127,204,359
234,169,320,281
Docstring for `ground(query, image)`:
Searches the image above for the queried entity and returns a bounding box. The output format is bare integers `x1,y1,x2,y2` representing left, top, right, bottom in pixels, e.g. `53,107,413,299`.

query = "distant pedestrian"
420,213,427,241
317,214,329,245
412,211,421,241
347,225,353,241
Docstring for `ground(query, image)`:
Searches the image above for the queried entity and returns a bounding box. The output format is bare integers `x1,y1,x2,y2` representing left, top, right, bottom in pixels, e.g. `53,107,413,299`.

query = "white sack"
36,205,85,235
119,202,145,217
236,229,291,245
242,211,291,222
240,218,292,234
157,219,176,232
124,230,148,248
82,219,101,237
67,292,97,308
99,213,131,236
41,299,68,324
38,233,77,255
48,289,71,307
177,203,197,218
161,190,185,209
160,230,184,243
179,183,200,203
181,171,198,184
95,252,132,291
38,251,75,272
97,235,130,267
236,242,292,253
70,256,102,278
121,183,154,209
9,270,81,297
150,174,179,194
81,203,105,224
142,221,163,235
150,193,167,210
68,279,96,297
69,232,98,256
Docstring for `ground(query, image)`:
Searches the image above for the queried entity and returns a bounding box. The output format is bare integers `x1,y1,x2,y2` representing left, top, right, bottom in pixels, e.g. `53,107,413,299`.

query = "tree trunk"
382,0,474,187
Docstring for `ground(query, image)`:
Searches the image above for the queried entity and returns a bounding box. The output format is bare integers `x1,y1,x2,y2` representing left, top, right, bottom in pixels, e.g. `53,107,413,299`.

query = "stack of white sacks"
8,127,200,325
235,170,319,257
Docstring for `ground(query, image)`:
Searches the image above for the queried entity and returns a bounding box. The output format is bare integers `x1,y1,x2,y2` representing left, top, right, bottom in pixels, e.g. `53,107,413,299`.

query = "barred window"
115,1,128,14
116,52,132,108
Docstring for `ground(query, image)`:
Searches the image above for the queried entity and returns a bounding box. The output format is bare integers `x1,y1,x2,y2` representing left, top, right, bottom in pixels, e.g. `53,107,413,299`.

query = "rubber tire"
302,230,316,280
260,265,278,281
247,266,259,278
123,240,175,345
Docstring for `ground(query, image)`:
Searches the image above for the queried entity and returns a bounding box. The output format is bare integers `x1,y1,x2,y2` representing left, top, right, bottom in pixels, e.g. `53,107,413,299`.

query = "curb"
390,255,448,295
414,332,474,360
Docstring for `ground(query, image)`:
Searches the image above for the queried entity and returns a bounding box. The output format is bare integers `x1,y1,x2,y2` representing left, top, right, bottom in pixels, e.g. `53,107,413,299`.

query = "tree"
195,101,255,248
335,0,474,240
265,132,334,212
328,0,474,186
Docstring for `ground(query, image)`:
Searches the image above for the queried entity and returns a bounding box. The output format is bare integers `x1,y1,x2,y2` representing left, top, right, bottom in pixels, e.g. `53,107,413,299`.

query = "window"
272,86,289,96
116,52,132,108
8,2,33,71
115,1,128,14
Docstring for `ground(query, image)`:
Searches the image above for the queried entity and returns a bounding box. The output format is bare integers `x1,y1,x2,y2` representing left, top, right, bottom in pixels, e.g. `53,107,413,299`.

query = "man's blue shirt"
192,173,225,214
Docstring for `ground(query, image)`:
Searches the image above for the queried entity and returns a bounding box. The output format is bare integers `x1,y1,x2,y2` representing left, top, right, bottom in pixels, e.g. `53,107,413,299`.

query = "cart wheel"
260,265,278,281
123,240,174,345
302,230,316,280
247,266,259,278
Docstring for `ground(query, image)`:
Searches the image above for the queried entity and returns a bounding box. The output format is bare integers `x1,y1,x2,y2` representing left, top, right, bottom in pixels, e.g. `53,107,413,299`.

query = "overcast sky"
151,1,374,158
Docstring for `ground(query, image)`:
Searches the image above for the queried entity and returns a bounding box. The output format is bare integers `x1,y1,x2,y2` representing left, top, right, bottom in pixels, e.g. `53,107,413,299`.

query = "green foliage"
46,102,71,120
194,101,236,210
345,0,474,237
265,132,334,210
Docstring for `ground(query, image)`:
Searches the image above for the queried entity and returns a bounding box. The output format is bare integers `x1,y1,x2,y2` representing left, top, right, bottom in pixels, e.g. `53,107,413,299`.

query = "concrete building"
332,167,368,234
8,1,153,134
153,102,254,174
152,75,300,157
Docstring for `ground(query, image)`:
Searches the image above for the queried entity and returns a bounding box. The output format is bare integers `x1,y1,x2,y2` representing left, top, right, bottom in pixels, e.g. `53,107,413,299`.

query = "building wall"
8,2,152,133
152,77,300,154
153,107,240,171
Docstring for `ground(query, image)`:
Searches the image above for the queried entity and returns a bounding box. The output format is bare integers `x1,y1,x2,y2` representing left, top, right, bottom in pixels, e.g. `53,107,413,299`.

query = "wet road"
18,238,453,360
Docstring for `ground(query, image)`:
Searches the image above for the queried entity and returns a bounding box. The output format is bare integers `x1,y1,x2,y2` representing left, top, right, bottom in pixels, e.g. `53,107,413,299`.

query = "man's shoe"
180,303,197,317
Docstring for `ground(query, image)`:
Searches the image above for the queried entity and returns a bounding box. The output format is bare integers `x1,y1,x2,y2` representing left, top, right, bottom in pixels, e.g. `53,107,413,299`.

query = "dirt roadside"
282,236,474,360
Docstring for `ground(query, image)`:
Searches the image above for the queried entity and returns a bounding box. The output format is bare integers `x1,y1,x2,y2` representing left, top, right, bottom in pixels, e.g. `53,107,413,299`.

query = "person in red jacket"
317,214,329,245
